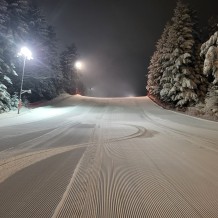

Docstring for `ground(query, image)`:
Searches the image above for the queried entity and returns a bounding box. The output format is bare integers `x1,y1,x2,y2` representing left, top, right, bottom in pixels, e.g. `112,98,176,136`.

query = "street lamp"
74,61,83,94
17,47,33,114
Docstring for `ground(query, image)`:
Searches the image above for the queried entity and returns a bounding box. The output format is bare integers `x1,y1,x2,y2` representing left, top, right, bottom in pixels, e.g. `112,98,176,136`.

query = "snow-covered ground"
0,95,218,217
0,94,74,127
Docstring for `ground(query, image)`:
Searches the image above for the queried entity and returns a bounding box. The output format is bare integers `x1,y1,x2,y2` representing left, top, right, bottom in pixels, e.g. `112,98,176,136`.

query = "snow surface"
0,95,218,217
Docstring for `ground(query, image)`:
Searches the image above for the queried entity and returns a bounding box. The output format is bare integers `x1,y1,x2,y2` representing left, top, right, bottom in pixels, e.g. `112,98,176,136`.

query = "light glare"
75,61,83,70
18,47,33,60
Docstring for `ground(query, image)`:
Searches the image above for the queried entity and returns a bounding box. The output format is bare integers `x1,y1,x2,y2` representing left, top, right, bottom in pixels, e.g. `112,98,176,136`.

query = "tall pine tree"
9,2,61,102
200,31,218,113
60,44,78,94
159,1,206,107
146,23,171,99
0,0,18,112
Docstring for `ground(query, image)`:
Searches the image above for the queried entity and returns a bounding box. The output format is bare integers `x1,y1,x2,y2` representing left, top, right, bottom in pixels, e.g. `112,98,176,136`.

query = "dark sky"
34,0,218,97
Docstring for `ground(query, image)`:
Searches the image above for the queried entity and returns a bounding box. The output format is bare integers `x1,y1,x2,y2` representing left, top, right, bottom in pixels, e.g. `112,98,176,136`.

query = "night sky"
34,0,218,97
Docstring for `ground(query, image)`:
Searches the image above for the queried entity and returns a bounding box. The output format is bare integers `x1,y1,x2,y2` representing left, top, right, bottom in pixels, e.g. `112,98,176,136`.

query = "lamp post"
17,47,33,114
74,61,83,94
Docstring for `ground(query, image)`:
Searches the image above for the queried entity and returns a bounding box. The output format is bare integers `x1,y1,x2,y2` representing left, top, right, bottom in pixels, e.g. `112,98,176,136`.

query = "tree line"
0,0,83,113
146,1,218,116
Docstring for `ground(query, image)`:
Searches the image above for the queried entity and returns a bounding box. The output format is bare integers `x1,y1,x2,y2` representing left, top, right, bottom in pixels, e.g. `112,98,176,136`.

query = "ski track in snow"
0,96,218,217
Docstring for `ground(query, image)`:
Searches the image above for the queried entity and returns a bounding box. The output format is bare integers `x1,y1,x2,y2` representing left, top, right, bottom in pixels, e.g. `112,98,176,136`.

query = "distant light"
75,61,83,70
18,47,33,60
127,94,135,97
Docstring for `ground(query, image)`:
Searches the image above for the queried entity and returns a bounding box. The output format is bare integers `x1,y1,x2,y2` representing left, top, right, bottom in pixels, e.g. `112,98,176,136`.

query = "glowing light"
127,94,135,97
75,61,83,70
18,47,33,60
17,46,33,114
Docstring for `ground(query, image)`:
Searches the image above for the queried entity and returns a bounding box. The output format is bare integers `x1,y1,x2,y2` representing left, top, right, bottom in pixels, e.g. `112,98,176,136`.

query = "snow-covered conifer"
60,44,78,94
146,23,171,98
159,1,206,107
0,0,18,112
200,31,218,84
200,31,218,113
